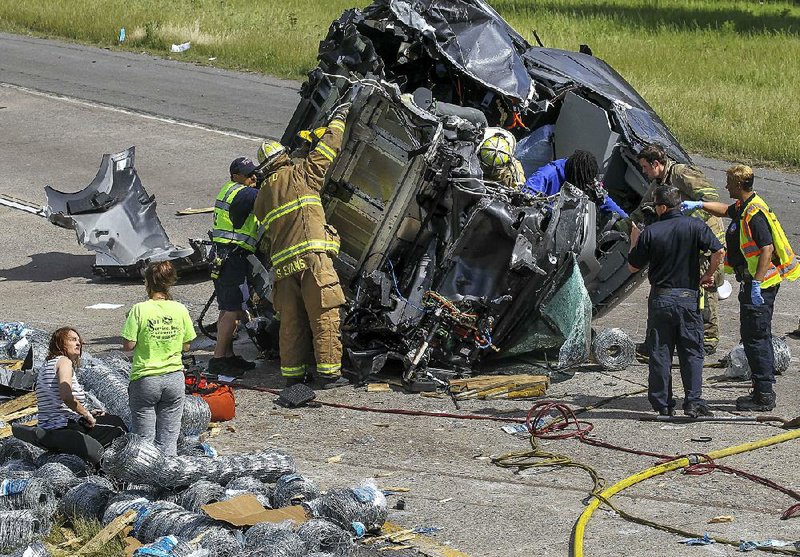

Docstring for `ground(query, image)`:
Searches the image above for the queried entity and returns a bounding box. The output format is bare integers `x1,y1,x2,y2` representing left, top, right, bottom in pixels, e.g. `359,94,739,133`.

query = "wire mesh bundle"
590,328,636,371
77,354,133,426
132,535,209,557
180,396,212,440
243,521,293,549
297,519,353,557
0,479,57,518
59,479,115,521
102,493,151,526
305,554,335,557
0,439,43,466
772,336,791,375
161,456,226,487
0,510,50,552
0,469,32,482
187,526,241,557
272,474,319,508
224,476,273,508
177,439,217,458
303,482,387,533
132,502,199,542
0,540,51,557
215,450,297,485
31,463,78,496
83,391,107,414
176,480,226,513
101,434,168,485
33,453,89,477
243,526,306,557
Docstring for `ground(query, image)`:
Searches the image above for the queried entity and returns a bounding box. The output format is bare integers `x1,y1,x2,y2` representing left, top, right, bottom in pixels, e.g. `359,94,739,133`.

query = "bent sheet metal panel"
44,147,197,275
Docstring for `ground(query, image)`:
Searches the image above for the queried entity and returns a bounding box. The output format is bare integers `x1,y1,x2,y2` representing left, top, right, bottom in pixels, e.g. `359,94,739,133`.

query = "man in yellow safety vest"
682,164,800,411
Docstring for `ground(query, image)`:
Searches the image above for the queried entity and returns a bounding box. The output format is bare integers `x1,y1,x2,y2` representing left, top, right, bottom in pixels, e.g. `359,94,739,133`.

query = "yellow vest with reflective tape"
724,194,800,288
212,181,263,253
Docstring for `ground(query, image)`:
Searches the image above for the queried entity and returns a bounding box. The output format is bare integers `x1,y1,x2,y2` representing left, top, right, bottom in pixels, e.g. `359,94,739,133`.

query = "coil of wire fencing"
772,336,791,375
33,453,88,477
243,526,306,557
176,480,225,513
272,474,319,508
77,355,133,427
0,510,50,553
0,479,57,518
101,434,168,485
303,482,387,534
0,540,51,557
297,519,353,557
180,396,212,440
59,479,115,522
0,439,43,466
224,476,272,508
31,463,78,497
102,494,151,526
590,328,636,371
243,521,293,549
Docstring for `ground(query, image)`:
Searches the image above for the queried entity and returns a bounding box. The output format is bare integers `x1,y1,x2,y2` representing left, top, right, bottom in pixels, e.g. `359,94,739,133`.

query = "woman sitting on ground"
122,260,196,456
35,327,128,463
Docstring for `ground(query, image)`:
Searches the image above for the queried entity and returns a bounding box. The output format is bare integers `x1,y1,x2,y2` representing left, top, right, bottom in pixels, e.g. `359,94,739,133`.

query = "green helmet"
478,128,516,168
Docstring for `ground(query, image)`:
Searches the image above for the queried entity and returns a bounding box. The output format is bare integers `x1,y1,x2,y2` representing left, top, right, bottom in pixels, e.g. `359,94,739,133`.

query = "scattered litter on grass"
170,42,190,53
208,57,217,61
118,28,125,43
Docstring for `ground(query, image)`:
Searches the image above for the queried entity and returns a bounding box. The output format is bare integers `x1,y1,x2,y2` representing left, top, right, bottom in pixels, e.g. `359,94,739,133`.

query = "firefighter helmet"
256,140,287,169
478,128,516,168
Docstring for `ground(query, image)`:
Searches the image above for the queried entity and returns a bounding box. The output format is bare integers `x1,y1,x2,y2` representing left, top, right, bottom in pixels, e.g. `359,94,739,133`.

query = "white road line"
0,82,263,142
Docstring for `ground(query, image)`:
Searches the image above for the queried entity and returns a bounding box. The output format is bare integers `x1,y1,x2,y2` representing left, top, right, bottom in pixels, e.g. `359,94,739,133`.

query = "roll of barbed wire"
225,476,273,508
772,336,791,374
590,328,636,371
305,553,335,557
0,540,51,557
0,462,34,476
303,483,387,533
0,479,57,518
34,453,89,477
272,474,319,508
297,519,353,557
243,521,293,549
243,527,305,557
216,451,297,485
0,439,42,466
0,510,50,552
77,355,132,426
101,494,151,526
59,479,115,522
83,391,107,414
101,434,167,485
186,527,241,557
161,455,225,487
181,396,212,440
132,535,209,557
176,480,226,513
177,440,217,458
31,463,78,497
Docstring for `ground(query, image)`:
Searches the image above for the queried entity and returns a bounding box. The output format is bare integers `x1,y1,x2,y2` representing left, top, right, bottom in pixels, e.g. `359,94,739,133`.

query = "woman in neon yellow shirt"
122,261,196,456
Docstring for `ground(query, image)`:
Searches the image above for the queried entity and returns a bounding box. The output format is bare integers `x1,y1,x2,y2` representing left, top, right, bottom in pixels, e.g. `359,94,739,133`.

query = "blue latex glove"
680,200,704,213
751,280,764,305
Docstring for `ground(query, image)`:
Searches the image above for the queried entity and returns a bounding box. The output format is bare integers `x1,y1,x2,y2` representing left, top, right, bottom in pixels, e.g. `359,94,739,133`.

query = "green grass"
44,516,126,557
0,0,798,169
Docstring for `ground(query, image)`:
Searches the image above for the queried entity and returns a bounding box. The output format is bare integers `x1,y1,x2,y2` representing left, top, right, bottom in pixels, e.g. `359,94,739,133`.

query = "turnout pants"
646,289,705,412
739,281,778,394
272,252,345,378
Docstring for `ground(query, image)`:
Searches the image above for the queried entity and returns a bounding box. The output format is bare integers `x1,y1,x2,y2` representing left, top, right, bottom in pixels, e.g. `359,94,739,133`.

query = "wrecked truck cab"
278,0,689,385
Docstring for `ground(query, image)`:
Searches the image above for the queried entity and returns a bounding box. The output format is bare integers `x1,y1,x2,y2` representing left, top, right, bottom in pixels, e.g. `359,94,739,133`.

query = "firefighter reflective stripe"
328,119,345,133
281,364,306,377
263,195,322,229
316,363,341,376
738,194,800,288
215,184,245,211
314,141,337,162
271,239,340,266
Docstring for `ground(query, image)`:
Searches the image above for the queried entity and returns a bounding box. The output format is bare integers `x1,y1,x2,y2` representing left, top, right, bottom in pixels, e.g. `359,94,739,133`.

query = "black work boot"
684,401,714,419
736,391,776,412
283,374,311,388
658,407,675,417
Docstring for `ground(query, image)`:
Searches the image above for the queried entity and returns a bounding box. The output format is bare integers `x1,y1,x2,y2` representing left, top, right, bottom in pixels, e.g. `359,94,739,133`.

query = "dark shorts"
214,253,250,312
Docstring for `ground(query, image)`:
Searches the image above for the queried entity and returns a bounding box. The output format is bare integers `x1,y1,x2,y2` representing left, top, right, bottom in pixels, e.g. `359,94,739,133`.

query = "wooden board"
379,522,471,557
77,510,137,555
449,374,548,399
0,392,37,416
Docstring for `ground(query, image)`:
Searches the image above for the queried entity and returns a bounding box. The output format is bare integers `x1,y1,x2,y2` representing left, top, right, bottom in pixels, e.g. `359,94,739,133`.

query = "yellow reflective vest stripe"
212,181,263,253
262,195,322,230
724,194,800,288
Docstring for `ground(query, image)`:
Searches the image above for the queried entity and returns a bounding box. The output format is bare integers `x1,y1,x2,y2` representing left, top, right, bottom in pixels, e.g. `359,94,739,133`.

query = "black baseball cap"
229,157,258,176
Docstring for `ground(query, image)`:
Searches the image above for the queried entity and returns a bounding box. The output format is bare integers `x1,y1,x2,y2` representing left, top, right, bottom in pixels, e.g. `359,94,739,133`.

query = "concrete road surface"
1,33,799,557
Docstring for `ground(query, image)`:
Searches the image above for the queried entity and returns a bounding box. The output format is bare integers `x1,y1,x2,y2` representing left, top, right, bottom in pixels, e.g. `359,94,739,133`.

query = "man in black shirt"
628,186,724,417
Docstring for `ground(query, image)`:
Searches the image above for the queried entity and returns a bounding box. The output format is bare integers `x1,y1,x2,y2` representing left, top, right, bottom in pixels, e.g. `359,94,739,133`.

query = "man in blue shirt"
522,150,628,218
628,186,724,418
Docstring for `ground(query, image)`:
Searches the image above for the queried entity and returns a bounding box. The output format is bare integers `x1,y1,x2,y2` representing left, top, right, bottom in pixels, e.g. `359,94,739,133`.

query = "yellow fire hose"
572,428,800,557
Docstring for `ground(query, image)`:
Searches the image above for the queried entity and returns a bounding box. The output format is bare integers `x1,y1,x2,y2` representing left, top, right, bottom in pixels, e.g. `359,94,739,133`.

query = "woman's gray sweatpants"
128,370,185,456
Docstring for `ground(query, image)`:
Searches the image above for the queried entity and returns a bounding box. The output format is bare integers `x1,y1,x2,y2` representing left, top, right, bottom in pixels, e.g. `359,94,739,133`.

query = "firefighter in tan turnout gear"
253,105,350,388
